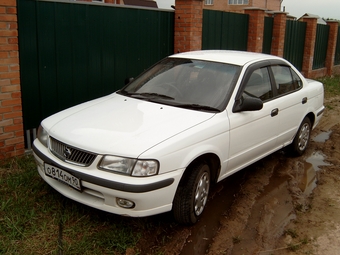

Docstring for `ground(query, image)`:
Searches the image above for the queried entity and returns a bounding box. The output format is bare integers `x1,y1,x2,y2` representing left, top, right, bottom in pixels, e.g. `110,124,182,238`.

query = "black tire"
173,162,210,225
290,117,311,156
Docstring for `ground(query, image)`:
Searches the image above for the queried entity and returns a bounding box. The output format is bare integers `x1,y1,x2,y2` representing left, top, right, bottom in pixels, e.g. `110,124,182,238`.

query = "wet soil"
133,95,340,255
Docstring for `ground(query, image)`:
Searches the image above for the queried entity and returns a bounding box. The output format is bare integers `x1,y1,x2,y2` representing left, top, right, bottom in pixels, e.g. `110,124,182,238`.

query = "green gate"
262,16,273,54
283,20,306,71
17,0,174,133
313,24,329,69
335,27,340,65
202,10,248,50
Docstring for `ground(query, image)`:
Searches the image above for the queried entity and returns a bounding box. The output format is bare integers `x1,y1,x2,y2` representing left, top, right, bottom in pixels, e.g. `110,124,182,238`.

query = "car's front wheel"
173,162,210,225
290,117,311,156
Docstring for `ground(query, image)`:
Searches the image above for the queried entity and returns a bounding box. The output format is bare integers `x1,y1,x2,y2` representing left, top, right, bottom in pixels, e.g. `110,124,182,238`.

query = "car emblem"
63,147,72,159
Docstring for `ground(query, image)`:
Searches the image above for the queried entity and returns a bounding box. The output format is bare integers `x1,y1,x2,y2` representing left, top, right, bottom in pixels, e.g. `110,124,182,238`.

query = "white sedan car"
33,50,324,224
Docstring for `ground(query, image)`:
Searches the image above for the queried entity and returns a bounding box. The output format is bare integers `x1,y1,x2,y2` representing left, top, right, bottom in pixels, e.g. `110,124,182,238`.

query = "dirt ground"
138,95,340,255
209,97,340,255
205,95,340,255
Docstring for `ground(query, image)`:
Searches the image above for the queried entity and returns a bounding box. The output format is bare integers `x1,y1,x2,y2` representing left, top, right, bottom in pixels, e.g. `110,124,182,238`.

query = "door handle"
302,97,308,104
271,108,279,117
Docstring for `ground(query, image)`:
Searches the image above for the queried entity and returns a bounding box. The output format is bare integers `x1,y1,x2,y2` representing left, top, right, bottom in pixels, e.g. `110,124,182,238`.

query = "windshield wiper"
176,104,220,112
121,91,175,100
138,93,175,100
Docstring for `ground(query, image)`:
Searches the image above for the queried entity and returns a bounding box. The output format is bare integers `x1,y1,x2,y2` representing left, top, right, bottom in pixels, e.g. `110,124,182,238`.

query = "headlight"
132,160,158,176
99,156,159,177
37,125,48,147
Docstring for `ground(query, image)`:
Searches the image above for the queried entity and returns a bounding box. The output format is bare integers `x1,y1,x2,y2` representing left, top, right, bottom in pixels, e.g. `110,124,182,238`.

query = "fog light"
116,198,135,209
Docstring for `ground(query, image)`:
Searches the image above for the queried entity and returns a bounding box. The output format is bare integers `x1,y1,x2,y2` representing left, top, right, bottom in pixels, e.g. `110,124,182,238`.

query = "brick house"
87,0,158,8
203,0,282,13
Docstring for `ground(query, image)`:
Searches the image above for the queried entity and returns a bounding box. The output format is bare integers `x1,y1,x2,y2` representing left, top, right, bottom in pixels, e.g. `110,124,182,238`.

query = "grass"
0,155,144,255
318,75,340,98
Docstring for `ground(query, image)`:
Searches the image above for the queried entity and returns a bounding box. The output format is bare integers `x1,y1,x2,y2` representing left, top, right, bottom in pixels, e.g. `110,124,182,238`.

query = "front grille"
49,137,97,167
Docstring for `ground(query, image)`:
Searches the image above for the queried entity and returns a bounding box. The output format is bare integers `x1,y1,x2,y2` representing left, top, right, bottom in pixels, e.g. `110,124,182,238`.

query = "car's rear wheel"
173,162,210,225
290,117,311,156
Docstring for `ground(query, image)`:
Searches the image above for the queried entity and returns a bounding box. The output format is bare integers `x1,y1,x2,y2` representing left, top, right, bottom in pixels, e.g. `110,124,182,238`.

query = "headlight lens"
37,125,48,147
132,160,158,176
99,156,159,176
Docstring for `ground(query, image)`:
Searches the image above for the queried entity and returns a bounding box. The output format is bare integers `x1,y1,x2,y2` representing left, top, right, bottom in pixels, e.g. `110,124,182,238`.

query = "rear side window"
271,65,302,95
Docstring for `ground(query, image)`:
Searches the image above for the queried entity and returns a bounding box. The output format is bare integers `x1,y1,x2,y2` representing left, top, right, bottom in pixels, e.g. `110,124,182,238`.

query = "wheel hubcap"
298,123,310,151
194,172,210,216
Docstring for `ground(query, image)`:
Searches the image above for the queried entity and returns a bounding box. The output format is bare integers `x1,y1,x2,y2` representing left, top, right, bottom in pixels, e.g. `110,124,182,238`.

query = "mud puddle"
178,148,330,255
313,130,332,143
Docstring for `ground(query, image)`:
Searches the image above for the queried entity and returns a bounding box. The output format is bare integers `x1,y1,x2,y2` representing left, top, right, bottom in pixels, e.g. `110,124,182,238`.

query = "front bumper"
32,140,184,217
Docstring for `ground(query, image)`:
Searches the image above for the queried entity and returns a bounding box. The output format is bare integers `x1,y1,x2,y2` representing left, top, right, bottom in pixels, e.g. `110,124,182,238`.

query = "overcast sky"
282,0,340,20
156,0,340,20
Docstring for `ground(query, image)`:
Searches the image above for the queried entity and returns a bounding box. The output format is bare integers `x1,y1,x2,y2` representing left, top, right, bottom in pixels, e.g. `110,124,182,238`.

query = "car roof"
170,50,284,66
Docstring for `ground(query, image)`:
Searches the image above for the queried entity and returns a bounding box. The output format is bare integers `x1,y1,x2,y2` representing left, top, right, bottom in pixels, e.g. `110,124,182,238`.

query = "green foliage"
318,75,340,97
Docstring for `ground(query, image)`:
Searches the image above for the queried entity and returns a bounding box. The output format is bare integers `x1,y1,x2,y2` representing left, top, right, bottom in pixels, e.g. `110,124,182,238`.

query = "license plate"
44,163,81,191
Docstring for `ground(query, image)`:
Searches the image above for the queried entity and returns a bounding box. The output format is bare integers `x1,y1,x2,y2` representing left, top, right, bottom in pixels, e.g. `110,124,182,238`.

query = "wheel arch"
180,153,221,185
305,112,315,128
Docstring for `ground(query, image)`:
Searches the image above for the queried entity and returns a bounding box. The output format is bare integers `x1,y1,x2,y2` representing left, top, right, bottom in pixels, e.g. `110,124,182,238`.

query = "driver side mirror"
232,96,263,113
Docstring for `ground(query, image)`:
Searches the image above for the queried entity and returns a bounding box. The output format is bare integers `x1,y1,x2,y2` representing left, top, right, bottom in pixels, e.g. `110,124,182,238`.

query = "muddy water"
179,147,330,255
313,130,332,142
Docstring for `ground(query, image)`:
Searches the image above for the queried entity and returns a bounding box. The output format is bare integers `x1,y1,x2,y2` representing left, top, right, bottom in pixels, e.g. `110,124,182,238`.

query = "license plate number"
44,163,81,191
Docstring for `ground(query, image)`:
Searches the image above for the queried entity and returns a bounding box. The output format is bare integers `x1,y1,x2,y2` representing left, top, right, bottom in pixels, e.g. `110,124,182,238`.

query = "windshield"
118,58,241,112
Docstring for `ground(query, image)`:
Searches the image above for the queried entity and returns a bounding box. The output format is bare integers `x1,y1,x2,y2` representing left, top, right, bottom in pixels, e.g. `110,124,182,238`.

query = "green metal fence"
17,0,174,131
263,16,273,54
334,27,340,65
283,20,306,71
313,24,329,69
202,10,248,50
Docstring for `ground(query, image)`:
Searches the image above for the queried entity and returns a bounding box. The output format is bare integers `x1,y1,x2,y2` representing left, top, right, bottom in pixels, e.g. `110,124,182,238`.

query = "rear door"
269,65,308,146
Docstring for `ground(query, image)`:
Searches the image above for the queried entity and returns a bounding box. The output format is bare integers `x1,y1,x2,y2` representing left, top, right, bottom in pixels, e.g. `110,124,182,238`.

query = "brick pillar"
174,0,203,53
0,0,25,159
301,17,318,77
244,8,265,53
271,12,287,57
325,21,339,76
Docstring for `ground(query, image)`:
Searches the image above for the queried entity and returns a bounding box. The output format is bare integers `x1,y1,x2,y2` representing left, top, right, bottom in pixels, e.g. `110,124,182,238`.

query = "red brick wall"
0,0,25,159
174,0,203,53
245,8,265,53
271,12,286,57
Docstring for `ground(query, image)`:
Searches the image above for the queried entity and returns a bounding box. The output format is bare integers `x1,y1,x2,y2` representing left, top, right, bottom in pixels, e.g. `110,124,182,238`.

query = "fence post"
0,0,25,159
174,0,203,53
301,17,318,77
244,8,265,53
325,21,339,76
271,12,287,57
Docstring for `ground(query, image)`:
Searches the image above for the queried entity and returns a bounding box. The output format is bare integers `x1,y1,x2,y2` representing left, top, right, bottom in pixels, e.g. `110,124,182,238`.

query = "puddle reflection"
313,130,332,142
299,161,317,196
306,151,330,171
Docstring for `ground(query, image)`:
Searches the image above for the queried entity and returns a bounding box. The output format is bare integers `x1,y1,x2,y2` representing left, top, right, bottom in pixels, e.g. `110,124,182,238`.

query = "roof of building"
123,0,158,8
299,13,327,25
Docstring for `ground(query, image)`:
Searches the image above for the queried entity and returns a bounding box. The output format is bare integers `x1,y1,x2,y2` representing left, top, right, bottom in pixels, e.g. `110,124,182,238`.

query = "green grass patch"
0,155,142,255
318,75,340,98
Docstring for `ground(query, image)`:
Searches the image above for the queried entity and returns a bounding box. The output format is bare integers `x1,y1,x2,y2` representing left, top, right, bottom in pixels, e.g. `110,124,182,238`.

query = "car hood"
45,93,214,157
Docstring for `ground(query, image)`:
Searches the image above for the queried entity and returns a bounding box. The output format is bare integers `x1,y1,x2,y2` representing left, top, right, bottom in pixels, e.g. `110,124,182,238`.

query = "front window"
119,58,241,112
243,67,273,101
228,0,249,5
205,0,214,5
